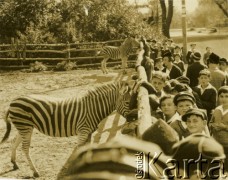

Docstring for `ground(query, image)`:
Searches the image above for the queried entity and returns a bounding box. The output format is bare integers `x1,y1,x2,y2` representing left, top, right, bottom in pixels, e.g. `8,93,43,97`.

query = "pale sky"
127,0,199,13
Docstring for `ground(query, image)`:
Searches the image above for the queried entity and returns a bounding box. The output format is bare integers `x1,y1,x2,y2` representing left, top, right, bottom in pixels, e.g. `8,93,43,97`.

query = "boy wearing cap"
192,69,217,121
182,108,208,135
170,91,197,139
186,51,207,88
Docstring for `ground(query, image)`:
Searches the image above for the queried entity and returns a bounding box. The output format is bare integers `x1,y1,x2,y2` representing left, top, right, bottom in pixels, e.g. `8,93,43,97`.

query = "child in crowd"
170,91,197,139
203,46,212,65
210,86,228,171
159,95,180,124
186,43,196,65
182,108,208,135
219,58,228,86
154,57,164,71
173,53,185,72
192,69,217,121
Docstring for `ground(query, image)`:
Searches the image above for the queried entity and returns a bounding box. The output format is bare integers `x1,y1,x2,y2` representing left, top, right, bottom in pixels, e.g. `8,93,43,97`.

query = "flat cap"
182,108,208,122
173,91,196,106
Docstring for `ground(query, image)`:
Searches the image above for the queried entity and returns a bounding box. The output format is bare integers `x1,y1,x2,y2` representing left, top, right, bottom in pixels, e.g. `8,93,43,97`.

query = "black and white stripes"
1,81,130,177
100,37,140,74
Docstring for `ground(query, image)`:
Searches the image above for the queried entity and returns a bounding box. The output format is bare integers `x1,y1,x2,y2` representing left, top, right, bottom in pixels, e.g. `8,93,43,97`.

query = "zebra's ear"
120,81,131,94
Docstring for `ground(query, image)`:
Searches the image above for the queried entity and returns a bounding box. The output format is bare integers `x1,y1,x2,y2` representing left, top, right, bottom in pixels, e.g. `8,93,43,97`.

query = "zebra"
99,37,140,74
0,81,131,177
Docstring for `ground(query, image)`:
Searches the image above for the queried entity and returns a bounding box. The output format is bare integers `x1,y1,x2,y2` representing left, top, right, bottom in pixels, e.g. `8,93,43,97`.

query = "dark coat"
186,62,207,88
192,85,217,120
162,64,183,79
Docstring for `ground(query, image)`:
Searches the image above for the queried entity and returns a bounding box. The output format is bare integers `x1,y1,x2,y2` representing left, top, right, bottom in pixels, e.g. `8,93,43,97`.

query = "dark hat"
171,83,189,93
167,38,173,42
219,58,228,65
142,119,179,155
190,51,201,61
151,39,157,43
173,53,181,57
199,69,210,77
176,76,190,85
182,108,207,122
172,134,225,172
162,51,172,58
174,45,181,49
208,52,220,64
173,91,196,106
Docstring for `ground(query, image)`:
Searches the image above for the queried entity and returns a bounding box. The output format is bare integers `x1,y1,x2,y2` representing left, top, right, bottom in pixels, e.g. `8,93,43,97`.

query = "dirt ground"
0,68,126,180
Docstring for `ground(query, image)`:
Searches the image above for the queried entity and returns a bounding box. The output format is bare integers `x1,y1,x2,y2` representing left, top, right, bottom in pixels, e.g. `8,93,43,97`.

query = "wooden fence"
135,49,157,137
0,39,138,70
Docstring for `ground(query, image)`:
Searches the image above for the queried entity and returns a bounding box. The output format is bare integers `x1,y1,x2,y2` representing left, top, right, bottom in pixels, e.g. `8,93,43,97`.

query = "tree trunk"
215,1,228,17
159,0,173,38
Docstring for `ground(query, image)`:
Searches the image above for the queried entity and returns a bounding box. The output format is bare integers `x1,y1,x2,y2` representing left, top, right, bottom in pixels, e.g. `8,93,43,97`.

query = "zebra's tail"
1,109,11,144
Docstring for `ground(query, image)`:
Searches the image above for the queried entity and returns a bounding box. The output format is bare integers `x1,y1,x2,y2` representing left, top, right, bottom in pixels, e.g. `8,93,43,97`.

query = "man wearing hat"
186,51,207,88
208,52,226,90
149,39,158,60
186,43,196,65
162,51,183,80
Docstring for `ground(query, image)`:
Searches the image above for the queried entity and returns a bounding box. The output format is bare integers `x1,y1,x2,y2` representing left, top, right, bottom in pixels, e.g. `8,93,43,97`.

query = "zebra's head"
123,37,140,50
116,81,132,117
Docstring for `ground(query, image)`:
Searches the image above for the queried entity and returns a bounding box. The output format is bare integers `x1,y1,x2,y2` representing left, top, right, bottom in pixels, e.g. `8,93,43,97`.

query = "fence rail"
0,39,138,69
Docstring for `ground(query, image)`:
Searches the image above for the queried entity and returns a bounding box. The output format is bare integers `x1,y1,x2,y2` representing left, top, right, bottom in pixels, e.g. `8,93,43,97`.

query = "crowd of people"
121,36,228,175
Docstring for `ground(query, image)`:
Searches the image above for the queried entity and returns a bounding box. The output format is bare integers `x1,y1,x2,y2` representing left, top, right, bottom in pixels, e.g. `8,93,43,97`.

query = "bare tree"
214,0,228,17
160,0,173,38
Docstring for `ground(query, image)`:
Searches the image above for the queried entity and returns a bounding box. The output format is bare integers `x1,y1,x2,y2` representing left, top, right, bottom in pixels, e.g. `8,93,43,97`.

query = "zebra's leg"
21,128,40,177
77,130,91,147
11,134,22,170
101,58,108,74
121,58,127,74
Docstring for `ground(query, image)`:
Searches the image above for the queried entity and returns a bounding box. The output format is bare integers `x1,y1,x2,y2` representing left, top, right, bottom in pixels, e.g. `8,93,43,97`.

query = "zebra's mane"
86,81,120,98
121,37,132,46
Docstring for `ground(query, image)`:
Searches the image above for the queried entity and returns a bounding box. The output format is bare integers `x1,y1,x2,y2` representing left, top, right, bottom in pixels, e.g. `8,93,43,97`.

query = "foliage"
0,0,161,44
55,61,77,71
191,0,226,27
29,61,48,72
0,0,49,43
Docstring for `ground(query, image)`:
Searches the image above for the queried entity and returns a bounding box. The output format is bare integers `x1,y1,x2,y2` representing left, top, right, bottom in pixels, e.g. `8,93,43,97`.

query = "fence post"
135,50,157,138
22,40,26,64
15,38,21,60
10,37,16,58
66,41,70,62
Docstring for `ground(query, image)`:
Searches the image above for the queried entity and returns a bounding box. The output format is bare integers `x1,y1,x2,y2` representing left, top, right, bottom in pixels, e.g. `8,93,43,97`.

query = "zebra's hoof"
13,164,19,170
11,161,19,170
33,172,40,178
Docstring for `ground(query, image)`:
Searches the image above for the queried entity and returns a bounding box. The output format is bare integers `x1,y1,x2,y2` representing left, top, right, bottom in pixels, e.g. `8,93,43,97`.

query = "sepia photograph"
0,0,228,179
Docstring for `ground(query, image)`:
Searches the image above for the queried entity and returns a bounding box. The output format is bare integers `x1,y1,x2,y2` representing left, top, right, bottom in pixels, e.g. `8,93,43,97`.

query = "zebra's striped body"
100,37,140,74
1,81,130,177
